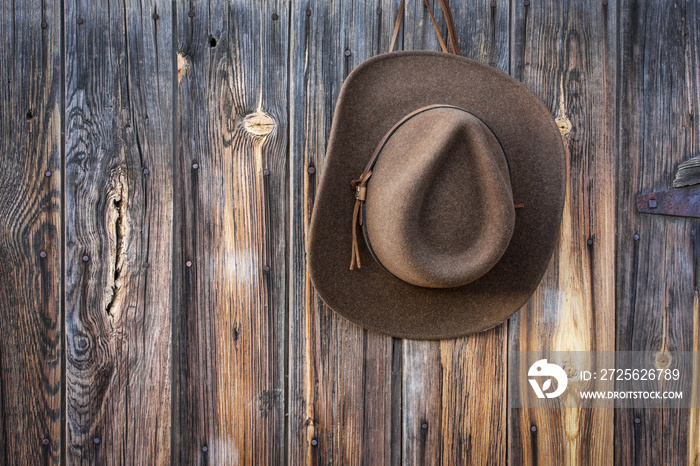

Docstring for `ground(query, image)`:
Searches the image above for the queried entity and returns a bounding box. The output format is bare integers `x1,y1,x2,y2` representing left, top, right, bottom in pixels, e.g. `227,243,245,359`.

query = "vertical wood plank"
617,0,700,464
172,1,289,463
64,1,173,463
508,0,617,464
400,2,509,464
0,0,62,463
288,1,397,464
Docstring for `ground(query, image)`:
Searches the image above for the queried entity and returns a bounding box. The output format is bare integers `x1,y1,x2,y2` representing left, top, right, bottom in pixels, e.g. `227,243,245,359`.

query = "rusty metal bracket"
636,184,700,218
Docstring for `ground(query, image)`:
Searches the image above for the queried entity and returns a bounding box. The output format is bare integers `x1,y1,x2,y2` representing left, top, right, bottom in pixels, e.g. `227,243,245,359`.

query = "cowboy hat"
307,10,565,340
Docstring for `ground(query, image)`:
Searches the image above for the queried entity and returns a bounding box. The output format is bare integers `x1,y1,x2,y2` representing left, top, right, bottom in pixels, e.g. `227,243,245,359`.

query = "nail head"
40,250,47,258
263,169,270,176
143,168,150,175
153,13,159,20
188,10,195,18
633,234,640,241
344,50,351,57
524,0,530,5
602,0,608,5
648,199,657,208
186,261,192,268
143,262,149,268
41,21,48,29
308,166,316,174
45,170,52,177
311,438,318,446
376,7,382,14
491,1,497,6
263,265,270,272
42,438,50,445
634,417,641,424
306,9,312,16
93,437,100,444
421,423,428,429
77,17,84,24
82,255,89,262
202,445,208,452
192,163,199,170
272,13,279,20
587,239,593,245
531,425,537,432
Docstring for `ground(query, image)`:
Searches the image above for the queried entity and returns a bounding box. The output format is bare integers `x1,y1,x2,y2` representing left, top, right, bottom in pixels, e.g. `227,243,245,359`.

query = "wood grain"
64,1,174,463
287,1,398,464
171,1,289,463
617,0,700,464
4,0,700,464
508,0,617,464
399,1,509,464
0,0,62,464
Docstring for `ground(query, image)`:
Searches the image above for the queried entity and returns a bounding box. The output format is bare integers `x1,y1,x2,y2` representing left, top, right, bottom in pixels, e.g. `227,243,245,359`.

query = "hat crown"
364,107,515,288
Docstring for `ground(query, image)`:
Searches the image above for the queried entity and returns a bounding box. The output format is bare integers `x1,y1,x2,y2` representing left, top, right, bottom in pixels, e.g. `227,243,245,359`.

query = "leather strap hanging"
389,0,462,55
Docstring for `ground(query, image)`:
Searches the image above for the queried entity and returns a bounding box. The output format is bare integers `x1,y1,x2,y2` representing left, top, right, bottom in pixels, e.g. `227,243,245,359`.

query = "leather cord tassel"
349,171,372,270
350,198,362,270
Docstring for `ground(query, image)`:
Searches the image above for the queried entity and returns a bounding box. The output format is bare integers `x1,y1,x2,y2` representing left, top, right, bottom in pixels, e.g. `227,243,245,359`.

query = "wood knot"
555,115,572,135
655,351,672,369
243,111,276,137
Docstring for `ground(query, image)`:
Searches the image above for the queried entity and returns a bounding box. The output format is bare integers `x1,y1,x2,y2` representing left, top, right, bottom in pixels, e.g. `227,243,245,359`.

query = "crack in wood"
104,171,128,319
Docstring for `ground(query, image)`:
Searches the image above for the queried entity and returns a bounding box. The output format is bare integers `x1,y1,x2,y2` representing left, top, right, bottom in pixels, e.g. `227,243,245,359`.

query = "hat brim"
308,51,565,340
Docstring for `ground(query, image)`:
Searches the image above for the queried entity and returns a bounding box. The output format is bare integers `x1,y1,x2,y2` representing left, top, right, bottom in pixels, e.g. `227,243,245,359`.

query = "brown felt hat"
308,51,565,339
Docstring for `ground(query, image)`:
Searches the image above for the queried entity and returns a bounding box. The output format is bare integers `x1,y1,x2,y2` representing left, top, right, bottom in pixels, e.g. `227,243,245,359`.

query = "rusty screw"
376,7,382,14
306,8,312,16
77,17,84,24
272,13,279,20
648,199,657,209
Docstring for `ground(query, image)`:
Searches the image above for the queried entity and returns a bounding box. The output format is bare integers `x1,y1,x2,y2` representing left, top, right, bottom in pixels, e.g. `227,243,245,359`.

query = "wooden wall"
0,0,698,464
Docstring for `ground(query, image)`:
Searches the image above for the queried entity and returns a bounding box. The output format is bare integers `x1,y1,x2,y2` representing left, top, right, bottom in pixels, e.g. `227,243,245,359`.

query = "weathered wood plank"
287,1,398,464
64,1,173,463
508,0,617,464
0,0,62,463
617,0,700,464
399,1,509,464
172,1,289,463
